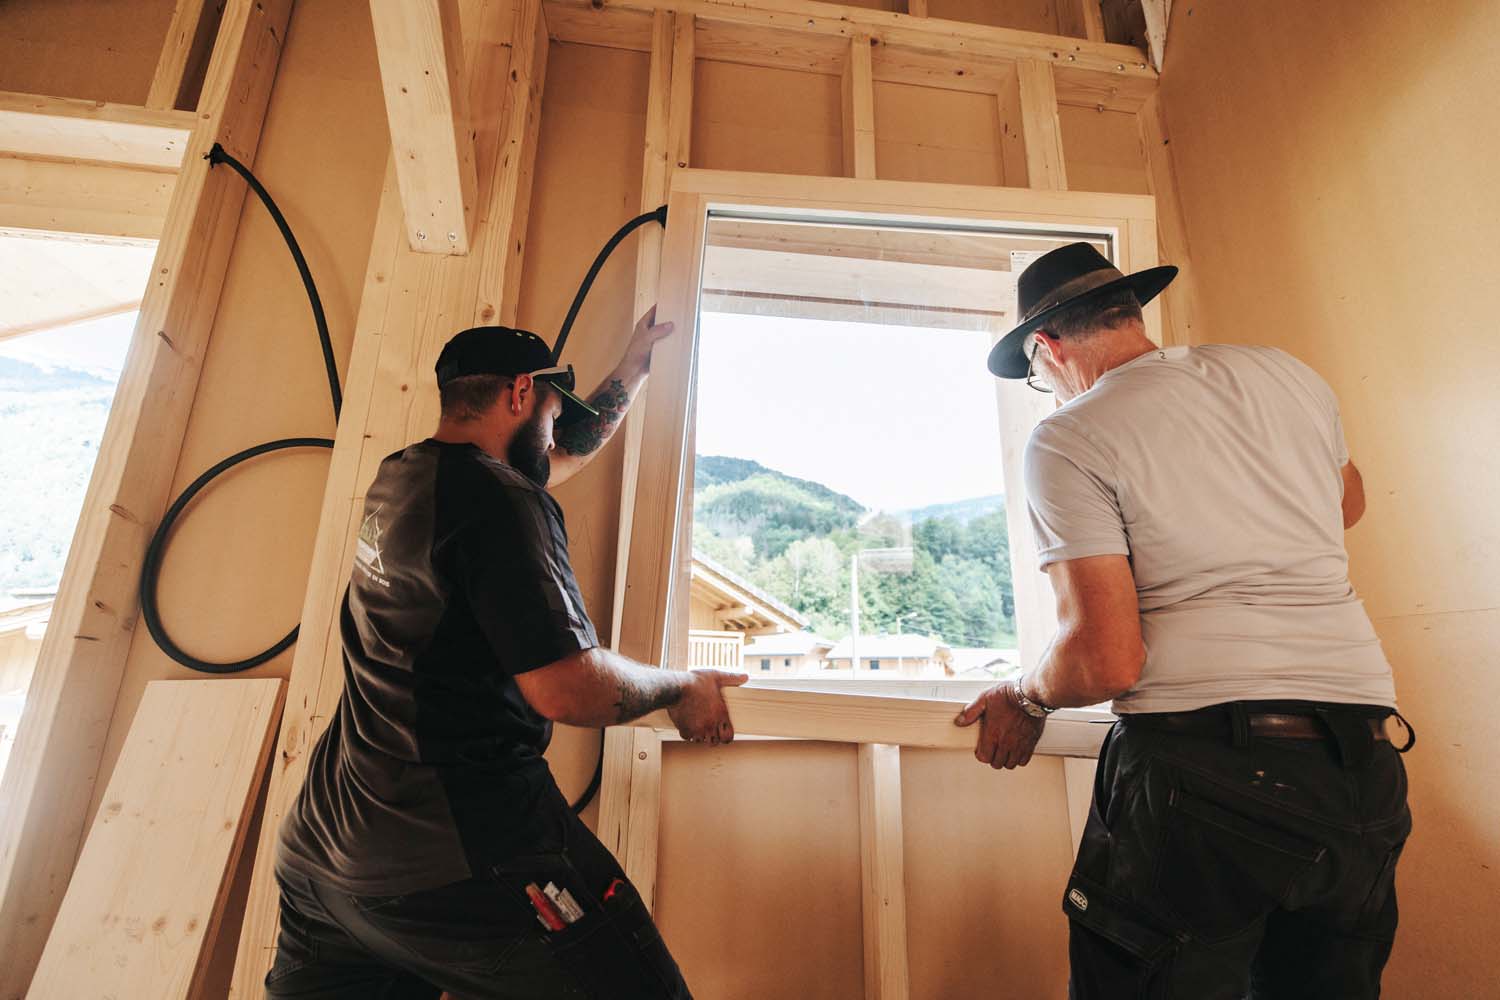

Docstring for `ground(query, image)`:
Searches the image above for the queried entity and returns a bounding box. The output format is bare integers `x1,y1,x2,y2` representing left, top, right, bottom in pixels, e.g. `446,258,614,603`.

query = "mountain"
694,455,863,515
691,454,1016,647
0,357,119,595
894,493,1006,525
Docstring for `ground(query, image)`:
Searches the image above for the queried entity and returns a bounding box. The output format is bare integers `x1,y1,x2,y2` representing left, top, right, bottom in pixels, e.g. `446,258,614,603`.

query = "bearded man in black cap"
954,244,1412,998
266,308,735,999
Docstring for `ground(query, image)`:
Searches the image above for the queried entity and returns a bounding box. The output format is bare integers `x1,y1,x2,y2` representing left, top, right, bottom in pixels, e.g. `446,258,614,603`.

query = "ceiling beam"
0,156,174,240
0,91,194,171
542,0,1156,110
369,0,479,254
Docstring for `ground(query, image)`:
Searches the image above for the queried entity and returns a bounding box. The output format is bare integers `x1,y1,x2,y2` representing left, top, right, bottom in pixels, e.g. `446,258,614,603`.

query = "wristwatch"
1013,678,1056,720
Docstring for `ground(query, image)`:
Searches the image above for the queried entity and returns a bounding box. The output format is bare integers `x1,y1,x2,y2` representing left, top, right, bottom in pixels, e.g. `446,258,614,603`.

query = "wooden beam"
229,1,552,991
1015,59,1068,190
1138,92,1196,347
0,156,174,240
598,10,693,913
369,0,479,254
28,679,284,1000
541,0,1156,110
0,4,293,995
633,686,1110,757
859,743,910,1000
148,0,214,110
905,0,928,16
841,35,877,179
0,91,194,170
1140,0,1170,72
1056,0,1106,43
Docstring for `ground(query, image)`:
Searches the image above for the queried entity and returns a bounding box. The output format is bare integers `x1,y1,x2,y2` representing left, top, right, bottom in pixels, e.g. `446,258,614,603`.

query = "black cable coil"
138,143,665,813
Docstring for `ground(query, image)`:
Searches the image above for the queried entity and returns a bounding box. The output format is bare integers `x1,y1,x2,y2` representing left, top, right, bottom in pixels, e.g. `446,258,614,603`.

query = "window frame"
616,169,1164,753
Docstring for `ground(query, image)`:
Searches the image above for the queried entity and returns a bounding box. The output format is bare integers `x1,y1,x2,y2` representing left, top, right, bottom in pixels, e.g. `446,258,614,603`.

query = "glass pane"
0,233,153,781
681,213,1113,693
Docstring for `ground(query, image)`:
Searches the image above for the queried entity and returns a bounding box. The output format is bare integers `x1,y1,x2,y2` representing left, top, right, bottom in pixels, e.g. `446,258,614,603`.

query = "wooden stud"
147,0,214,110
228,2,554,991
633,685,1111,757
1137,92,1196,347
841,35,877,180
1056,0,1106,43
859,743,910,1000
599,10,694,912
28,680,284,1000
1140,0,1170,72
1015,59,1068,190
905,0,929,16
0,157,175,240
0,90,194,170
0,5,294,995
368,0,478,255
540,0,1157,110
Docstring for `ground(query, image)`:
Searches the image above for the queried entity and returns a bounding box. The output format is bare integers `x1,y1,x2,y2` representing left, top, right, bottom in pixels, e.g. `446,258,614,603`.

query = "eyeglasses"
527,363,576,390
1026,338,1053,394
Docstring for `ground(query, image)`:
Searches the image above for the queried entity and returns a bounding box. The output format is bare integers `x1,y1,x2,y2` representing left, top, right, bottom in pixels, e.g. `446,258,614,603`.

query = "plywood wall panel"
901,750,1075,999
1057,104,1150,194
926,0,1061,36
0,0,179,105
693,62,843,178
873,81,1004,186
657,741,866,1000
86,0,390,831
1157,1,1500,993
516,40,653,809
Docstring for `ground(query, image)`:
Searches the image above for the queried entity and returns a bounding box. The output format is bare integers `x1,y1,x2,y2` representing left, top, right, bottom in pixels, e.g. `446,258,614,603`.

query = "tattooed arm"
548,306,676,487
514,647,748,744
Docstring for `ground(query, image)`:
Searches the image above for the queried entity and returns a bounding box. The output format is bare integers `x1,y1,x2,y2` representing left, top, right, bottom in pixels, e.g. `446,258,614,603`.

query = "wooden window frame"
618,168,1161,722
604,169,1161,998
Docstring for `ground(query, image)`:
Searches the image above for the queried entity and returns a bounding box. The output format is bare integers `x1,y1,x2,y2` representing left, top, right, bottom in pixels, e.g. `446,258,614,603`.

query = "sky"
693,312,1011,511
0,311,136,378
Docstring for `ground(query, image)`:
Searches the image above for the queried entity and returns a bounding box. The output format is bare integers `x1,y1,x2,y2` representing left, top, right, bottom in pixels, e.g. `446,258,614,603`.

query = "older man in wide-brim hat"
954,243,1413,998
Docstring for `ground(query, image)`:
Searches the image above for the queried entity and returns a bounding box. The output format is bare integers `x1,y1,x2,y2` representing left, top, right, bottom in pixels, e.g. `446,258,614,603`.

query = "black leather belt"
1125,710,1388,742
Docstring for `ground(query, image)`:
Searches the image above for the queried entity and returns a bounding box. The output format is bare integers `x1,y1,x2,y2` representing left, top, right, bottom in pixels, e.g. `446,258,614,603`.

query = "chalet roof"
825,633,952,661
689,549,809,632
743,631,834,657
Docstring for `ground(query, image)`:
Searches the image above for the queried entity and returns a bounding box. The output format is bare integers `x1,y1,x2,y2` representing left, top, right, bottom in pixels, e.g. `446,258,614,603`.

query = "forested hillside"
692,455,1016,647
0,358,116,595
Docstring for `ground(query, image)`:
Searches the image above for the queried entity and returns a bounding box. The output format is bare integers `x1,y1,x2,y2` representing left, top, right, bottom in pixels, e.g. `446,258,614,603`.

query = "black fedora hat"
987,243,1178,379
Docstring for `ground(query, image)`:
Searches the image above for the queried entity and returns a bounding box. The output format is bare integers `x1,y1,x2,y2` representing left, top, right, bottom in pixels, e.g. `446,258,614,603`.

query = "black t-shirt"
277,440,598,894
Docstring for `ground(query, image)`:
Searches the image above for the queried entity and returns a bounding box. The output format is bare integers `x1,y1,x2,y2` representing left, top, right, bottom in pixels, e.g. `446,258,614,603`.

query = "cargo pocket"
1157,786,1326,943
1063,874,1177,968
541,878,686,1000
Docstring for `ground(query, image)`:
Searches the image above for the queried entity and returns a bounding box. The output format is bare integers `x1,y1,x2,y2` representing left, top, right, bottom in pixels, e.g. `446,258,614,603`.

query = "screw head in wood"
638,751,648,760
447,232,458,242
416,230,427,241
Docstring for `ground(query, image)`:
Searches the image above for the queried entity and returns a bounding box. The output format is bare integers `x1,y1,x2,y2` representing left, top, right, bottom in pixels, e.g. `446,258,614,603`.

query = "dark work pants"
1065,703,1411,1000
265,788,692,1000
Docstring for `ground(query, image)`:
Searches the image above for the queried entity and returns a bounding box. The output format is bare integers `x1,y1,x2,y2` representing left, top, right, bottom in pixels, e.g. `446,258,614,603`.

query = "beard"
507,412,552,488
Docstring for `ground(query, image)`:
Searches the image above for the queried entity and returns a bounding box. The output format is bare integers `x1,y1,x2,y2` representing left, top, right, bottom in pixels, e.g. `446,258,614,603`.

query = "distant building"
743,630,834,674
824,633,953,677
948,647,1021,679
686,550,808,671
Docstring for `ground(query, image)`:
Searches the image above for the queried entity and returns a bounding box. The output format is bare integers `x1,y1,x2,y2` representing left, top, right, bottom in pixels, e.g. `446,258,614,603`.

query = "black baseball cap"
434,326,598,424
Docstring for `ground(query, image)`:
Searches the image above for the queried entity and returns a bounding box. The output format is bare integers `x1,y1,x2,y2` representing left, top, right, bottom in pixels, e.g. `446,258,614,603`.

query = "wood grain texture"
0,156,174,240
368,0,478,254
841,35,877,178
1015,59,1068,191
0,90,193,170
0,5,294,996
29,679,284,1000
634,686,1111,757
859,743,910,1000
147,0,212,110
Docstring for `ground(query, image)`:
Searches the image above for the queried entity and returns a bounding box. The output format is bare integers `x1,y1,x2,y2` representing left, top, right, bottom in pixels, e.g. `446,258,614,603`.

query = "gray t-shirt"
1023,344,1395,713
